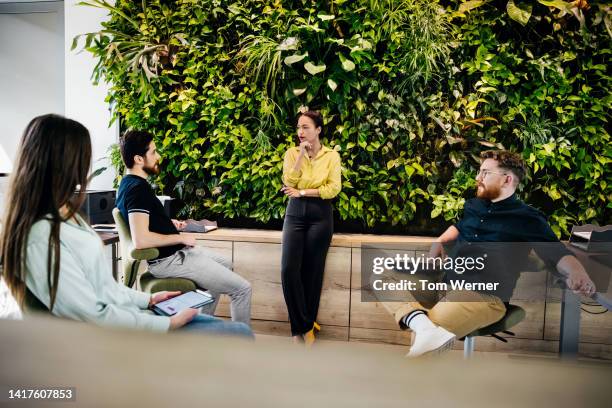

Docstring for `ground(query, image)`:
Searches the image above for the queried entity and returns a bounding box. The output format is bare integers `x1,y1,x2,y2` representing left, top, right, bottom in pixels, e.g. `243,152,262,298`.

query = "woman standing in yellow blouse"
280,110,341,346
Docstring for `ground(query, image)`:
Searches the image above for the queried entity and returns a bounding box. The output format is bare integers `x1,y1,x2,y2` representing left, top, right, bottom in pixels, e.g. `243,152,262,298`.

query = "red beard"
476,183,502,201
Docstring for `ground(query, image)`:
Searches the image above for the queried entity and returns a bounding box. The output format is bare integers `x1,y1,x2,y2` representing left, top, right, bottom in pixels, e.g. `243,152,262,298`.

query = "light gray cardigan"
25,216,170,332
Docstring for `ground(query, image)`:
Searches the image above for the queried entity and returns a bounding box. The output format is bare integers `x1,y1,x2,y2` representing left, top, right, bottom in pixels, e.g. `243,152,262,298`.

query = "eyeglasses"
476,169,508,178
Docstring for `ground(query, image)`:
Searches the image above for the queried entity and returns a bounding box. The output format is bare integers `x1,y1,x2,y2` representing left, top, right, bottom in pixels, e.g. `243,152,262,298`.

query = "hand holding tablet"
152,290,215,316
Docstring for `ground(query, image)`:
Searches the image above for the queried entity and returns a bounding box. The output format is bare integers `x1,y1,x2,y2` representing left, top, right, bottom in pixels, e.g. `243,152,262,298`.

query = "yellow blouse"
283,145,342,200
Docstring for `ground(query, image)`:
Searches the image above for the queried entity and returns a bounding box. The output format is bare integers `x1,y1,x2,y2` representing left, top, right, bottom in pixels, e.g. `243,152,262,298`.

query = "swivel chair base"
462,304,526,358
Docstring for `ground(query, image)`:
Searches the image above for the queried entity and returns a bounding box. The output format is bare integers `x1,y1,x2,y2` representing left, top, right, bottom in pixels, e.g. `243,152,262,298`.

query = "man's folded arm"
128,212,185,249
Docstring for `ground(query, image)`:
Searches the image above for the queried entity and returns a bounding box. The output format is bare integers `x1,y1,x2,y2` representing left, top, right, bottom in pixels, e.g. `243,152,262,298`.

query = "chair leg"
464,336,475,359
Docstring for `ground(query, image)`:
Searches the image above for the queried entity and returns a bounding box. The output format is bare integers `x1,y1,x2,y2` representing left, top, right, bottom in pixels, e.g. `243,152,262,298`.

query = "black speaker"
79,190,116,224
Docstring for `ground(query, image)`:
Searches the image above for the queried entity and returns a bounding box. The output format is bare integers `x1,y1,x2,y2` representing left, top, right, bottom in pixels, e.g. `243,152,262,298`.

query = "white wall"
65,0,117,190
0,2,64,216
0,8,64,161
0,0,116,192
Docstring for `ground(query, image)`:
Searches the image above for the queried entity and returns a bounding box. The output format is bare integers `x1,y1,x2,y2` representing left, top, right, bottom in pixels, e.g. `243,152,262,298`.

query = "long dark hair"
1,114,91,311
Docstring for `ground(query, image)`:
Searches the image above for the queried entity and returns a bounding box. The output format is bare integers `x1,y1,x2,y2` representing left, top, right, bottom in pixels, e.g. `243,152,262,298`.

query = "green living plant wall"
76,0,611,237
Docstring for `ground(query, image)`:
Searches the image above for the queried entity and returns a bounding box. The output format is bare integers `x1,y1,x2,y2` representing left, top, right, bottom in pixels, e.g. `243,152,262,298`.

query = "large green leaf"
327,78,338,92
338,53,355,72
507,0,532,26
284,52,308,66
317,14,335,21
304,62,326,75
293,87,307,96
459,1,487,13
537,0,573,12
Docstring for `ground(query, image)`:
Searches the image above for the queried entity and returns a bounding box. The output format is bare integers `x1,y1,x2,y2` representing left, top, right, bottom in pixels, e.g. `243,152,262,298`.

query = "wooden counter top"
186,228,436,247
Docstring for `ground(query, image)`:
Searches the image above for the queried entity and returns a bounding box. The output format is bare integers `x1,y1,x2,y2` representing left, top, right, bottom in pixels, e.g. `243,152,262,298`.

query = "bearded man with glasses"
383,150,596,357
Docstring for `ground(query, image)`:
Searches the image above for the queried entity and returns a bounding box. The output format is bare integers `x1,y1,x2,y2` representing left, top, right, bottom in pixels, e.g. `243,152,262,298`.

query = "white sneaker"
406,326,456,358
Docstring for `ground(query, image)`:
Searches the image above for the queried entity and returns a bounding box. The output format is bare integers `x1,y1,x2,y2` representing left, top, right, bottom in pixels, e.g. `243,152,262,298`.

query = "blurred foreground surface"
0,316,611,408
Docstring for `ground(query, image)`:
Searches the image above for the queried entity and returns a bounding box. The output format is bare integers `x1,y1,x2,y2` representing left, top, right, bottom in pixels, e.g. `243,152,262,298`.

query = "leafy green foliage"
451,0,612,236
77,0,611,236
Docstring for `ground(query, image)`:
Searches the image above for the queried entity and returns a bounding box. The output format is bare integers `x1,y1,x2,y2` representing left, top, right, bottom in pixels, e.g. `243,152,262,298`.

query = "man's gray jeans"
148,246,252,325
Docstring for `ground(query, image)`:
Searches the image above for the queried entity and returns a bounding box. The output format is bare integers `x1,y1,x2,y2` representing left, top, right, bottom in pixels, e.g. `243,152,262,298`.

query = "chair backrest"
112,208,141,287
112,208,160,287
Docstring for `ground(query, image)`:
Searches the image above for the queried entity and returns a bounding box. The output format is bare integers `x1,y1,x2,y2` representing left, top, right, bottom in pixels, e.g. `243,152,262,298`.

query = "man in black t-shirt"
383,150,595,357
116,131,252,326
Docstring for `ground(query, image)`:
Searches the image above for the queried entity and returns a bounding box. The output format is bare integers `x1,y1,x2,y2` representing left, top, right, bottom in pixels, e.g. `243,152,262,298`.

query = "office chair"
462,304,526,358
112,208,196,293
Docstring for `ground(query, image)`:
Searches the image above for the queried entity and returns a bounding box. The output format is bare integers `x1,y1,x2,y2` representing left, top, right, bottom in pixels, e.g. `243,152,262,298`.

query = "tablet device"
152,290,215,316
178,219,218,233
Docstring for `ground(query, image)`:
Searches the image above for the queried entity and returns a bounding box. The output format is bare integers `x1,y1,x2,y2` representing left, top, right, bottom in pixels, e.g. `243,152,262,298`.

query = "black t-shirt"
116,174,184,260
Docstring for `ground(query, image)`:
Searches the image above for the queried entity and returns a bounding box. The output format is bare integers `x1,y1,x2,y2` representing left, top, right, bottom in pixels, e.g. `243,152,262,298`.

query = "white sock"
403,311,436,333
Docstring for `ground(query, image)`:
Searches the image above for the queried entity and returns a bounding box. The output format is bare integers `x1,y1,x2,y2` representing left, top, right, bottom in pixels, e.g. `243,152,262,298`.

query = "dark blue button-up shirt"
448,194,571,300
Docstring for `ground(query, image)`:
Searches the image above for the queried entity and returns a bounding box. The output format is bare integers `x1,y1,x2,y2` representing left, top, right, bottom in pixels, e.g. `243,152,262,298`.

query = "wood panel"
317,246,351,326
507,301,545,339
544,299,612,344
227,242,351,327
251,320,349,341
349,327,412,346
195,239,233,259
512,269,549,301
349,290,402,331
251,319,291,337
349,248,402,331
233,242,286,321
187,228,435,247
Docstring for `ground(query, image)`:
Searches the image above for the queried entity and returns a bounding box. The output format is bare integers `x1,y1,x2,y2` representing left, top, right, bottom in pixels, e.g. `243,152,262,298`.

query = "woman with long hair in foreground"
0,114,251,337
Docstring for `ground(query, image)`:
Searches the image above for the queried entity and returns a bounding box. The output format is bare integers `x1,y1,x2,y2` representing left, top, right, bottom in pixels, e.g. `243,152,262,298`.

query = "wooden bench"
181,229,612,358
